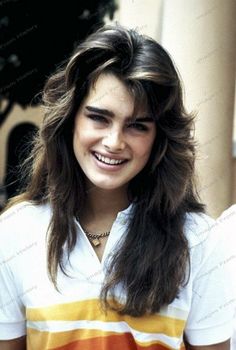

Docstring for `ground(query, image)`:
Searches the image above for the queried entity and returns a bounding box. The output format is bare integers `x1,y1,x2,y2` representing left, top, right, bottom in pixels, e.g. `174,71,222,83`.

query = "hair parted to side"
8,23,204,316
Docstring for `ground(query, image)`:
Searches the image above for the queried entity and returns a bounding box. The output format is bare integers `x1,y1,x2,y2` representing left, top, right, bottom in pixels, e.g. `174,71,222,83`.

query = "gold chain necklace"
84,229,110,247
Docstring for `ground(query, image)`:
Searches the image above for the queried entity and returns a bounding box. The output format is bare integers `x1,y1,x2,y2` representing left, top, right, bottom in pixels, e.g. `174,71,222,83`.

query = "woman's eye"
128,122,148,131
87,114,107,123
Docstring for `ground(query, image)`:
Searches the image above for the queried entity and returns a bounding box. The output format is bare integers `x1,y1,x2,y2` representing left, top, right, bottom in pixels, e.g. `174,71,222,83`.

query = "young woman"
0,24,233,350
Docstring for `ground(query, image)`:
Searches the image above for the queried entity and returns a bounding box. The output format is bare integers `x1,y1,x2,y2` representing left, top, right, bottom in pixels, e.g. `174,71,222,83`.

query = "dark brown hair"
8,24,204,316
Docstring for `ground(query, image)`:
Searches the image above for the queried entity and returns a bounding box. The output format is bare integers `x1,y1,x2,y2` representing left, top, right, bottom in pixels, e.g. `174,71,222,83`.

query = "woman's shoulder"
0,201,51,274
0,201,51,225
184,211,217,248
184,211,231,273
218,204,236,226
217,204,236,250
0,201,51,242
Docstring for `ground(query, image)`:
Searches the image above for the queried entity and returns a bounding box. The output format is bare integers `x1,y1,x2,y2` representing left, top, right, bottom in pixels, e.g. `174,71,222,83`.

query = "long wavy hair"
8,24,204,316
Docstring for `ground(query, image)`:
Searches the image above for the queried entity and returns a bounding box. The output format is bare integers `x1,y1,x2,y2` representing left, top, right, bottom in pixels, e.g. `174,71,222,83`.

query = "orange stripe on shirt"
27,328,181,350
52,334,173,350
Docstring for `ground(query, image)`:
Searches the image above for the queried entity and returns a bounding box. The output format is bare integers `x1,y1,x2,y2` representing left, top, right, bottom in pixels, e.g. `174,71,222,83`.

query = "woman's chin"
86,178,128,192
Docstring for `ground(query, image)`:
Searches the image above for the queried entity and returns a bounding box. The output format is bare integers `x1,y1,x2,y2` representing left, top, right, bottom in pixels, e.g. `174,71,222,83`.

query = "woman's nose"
102,129,126,152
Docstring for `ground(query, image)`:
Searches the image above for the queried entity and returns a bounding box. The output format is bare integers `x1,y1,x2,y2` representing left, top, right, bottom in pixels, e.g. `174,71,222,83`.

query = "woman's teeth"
94,152,126,165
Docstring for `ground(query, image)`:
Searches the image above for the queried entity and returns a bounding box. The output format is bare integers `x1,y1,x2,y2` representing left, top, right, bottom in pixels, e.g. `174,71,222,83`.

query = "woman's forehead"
83,73,150,117
89,73,132,99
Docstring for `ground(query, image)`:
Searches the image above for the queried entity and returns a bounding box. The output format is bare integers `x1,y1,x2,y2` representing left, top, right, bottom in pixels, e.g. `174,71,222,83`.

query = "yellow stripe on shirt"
26,298,186,337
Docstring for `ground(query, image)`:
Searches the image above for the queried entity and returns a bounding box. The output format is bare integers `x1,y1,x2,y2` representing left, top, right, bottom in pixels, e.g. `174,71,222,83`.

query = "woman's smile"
91,151,129,171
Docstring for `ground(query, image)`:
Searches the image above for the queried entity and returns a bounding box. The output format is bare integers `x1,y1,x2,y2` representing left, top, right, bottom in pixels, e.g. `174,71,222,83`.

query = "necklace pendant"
92,238,100,247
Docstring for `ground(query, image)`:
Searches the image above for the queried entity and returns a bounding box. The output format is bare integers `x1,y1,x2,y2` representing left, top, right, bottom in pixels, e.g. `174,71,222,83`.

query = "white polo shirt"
0,201,234,349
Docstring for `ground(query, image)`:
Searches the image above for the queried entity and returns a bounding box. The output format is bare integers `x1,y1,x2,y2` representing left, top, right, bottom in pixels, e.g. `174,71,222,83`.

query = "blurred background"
0,0,235,217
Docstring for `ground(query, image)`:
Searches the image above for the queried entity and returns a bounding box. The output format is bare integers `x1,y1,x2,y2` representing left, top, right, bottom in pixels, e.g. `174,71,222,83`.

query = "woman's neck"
82,185,130,223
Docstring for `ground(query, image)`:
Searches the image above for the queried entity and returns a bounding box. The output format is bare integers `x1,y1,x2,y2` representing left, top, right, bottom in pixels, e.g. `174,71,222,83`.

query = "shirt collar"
116,202,134,225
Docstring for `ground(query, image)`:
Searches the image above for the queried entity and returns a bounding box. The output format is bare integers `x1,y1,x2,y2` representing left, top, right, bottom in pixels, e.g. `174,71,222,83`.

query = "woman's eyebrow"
85,105,154,122
85,105,114,117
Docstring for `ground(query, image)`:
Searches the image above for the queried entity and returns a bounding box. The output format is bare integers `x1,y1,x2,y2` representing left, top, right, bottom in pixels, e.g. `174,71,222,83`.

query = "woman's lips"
91,152,128,171
93,151,127,163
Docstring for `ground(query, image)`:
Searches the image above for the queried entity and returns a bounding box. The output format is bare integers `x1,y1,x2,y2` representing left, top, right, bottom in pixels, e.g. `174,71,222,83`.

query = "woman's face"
73,73,156,192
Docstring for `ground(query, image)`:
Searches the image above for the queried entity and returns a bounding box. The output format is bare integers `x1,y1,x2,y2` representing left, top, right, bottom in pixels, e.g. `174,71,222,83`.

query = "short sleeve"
0,221,26,340
217,205,236,349
184,220,235,346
